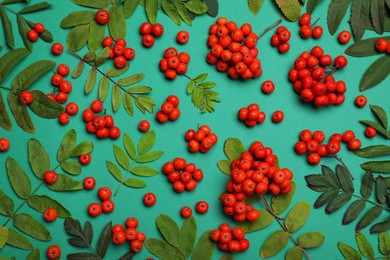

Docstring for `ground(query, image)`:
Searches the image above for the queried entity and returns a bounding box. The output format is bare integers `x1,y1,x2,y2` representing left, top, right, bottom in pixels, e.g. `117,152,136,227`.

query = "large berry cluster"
185,125,218,153
111,217,146,253
238,103,266,127
206,17,262,79
289,46,348,107
209,224,249,253
159,47,190,80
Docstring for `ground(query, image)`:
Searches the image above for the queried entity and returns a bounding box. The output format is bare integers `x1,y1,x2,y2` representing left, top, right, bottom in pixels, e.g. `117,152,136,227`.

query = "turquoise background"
0,0,389,259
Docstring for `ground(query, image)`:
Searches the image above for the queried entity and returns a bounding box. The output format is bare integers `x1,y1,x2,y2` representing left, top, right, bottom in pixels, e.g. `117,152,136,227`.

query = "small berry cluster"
0,138,10,152
185,125,218,153
162,158,204,193
270,26,291,53
26,23,45,42
209,224,249,253
83,100,121,139
206,17,263,79
289,46,348,107
180,201,209,218
375,38,390,54
221,141,294,222
299,13,323,39
294,129,362,165
139,22,164,48
238,103,266,127
111,217,146,253
103,37,135,69
155,95,181,123
87,187,115,217
159,47,190,80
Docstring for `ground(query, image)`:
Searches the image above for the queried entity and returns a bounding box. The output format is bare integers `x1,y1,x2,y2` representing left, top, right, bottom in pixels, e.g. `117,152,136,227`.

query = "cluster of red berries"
111,217,146,253
185,125,218,153
162,158,204,193
83,100,121,139
206,17,263,80
159,47,190,80
221,141,294,222
294,129,362,165
87,187,115,217
289,46,348,107
210,224,249,253
139,22,164,47
298,13,323,39
0,138,10,152
180,201,209,218
270,26,291,53
26,23,45,42
155,95,181,123
375,38,390,54
103,37,135,69
238,103,266,127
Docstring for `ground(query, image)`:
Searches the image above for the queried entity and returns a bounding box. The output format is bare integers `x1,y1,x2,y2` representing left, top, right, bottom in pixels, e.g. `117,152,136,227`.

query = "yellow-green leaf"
47,174,83,191
0,226,9,248
179,216,197,258
123,178,146,188
238,208,274,233
0,189,14,216
356,232,374,258
72,60,85,78
61,161,82,175
156,215,180,247
112,85,122,112
224,138,245,160
106,161,123,181
28,138,50,179
145,238,186,260
379,231,390,255
248,0,263,15
6,157,31,199
138,130,156,155
118,73,144,86
274,0,301,22
192,230,215,260
145,0,159,24
260,230,289,258
271,181,296,214
123,93,134,117
113,145,130,170
130,166,158,177
286,246,303,260
124,0,139,19
6,229,33,250
298,232,325,248
285,201,310,233
124,133,136,159
85,69,97,94
88,20,105,52
71,0,110,8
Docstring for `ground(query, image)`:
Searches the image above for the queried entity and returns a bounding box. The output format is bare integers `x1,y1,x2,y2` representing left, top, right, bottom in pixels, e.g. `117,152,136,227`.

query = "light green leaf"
108,3,126,40
6,157,31,199
112,85,122,112
57,129,76,162
27,248,40,260
274,0,301,22
61,161,82,175
70,141,94,157
124,133,136,159
106,63,130,77
135,151,164,163
175,2,192,25
130,166,158,177
156,214,180,247
94,47,110,67
145,238,186,260
145,0,159,24
217,160,231,175
72,60,85,78
85,68,97,94
66,24,89,51
161,0,180,25
0,189,14,216
356,232,374,258
71,0,110,8
123,178,147,188
98,76,109,101
127,86,152,94
238,208,274,233
286,246,303,260
271,181,296,214
224,138,245,161
113,145,130,170
298,232,325,248
184,0,208,14
138,130,156,155
48,174,83,191
248,0,263,15
123,93,134,117
118,73,144,86
285,201,310,233
88,20,105,52
179,216,197,258
379,231,390,255
28,138,50,179
106,161,122,181
6,229,33,250
260,230,289,258
124,0,139,19
192,230,215,260
0,226,9,249
13,213,51,241
27,195,71,217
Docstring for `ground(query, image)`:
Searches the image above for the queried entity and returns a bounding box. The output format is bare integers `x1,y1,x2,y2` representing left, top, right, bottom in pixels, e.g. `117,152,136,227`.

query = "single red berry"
58,112,70,125
112,231,126,245
138,120,150,132
101,199,115,213
375,38,389,52
43,208,58,222
55,92,68,104
83,176,96,190
59,80,72,93
98,187,112,201
65,102,79,115
365,126,377,138
91,100,103,113
176,31,189,44
130,239,143,252
57,64,70,76
195,201,209,214
312,26,323,39
261,80,275,94
271,110,284,123
0,138,10,152
125,217,139,228
348,138,361,151
143,192,157,206
51,73,63,86
114,56,127,68
355,95,367,107
27,29,39,42
79,154,91,165
299,13,311,26
102,36,113,47
33,23,45,33
20,90,34,105
95,9,110,25
140,22,153,35
180,206,193,218
123,48,136,60
152,23,164,37
342,130,355,142
142,34,155,48
333,55,348,69
88,202,102,217
51,43,64,55
307,153,321,165
338,30,351,44
44,171,58,184
46,245,61,259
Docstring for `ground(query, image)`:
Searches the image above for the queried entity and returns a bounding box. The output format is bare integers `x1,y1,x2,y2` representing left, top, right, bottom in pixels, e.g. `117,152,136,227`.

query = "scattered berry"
138,120,151,132
355,95,367,107
177,31,189,44
0,138,10,152
143,192,157,207
83,177,96,190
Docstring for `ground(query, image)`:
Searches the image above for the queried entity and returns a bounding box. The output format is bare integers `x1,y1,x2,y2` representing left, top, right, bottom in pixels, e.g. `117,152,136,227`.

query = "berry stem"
258,18,283,39
331,154,354,180
260,194,284,220
113,162,136,197
311,17,320,26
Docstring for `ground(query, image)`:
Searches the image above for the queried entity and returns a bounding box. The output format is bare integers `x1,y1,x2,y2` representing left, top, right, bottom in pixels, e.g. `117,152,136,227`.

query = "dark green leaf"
135,151,164,163
0,189,14,216
138,130,156,155
145,238,186,260
16,14,32,51
70,141,93,157
61,161,82,175
378,231,390,255
96,221,112,257
64,217,83,237
145,0,159,24
48,174,83,191
179,216,197,258
71,0,110,8
0,5,14,48
370,219,390,233
361,160,390,173
130,166,158,177
98,76,109,101
338,242,362,260
29,90,64,118
325,192,352,214
66,24,89,51
8,91,34,133
184,0,208,14
248,0,263,15
336,164,354,193
108,3,126,40
351,0,370,41
123,178,146,188
26,248,40,260
123,94,134,117
175,2,192,25
0,91,11,130
106,63,130,77
118,73,144,86
61,11,95,27
13,213,51,241
72,60,85,78
360,171,374,199
28,138,50,179
84,51,96,62
345,36,390,57
224,138,245,161
204,0,218,16
57,129,76,162
360,120,390,139
156,215,180,247
376,176,387,203
298,232,324,248
124,133,136,159
356,205,383,231
27,195,71,217
2,0,29,4
370,104,389,130
238,208,274,233
305,174,329,188
12,60,55,90
0,48,29,83
112,85,122,112
314,189,339,208
67,253,101,260
85,69,97,94
322,165,340,188
370,0,385,34
191,230,214,260
271,181,296,214
88,20,105,52
6,157,31,199
6,229,33,250
342,200,366,225
306,0,320,13
360,55,390,90
356,232,374,258
119,251,136,260
19,2,49,14
35,24,53,43
67,237,89,248
285,201,310,233
161,0,180,25
354,145,390,158
260,230,289,258
217,160,231,175
124,0,138,19
106,161,122,181
113,145,130,170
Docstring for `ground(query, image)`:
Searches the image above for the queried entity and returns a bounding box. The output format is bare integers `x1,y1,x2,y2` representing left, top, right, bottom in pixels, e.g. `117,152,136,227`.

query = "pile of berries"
209,224,249,253
294,129,362,165
289,46,348,107
375,38,390,54
270,26,291,53
155,95,181,123
26,23,45,42
139,22,164,47
221,141,294,222
83,100,121,139
103,36,135,69
87,187,115,217
185,125,218,153
111,217,146,253
206,17,263,80
238,103,266,127
159,47,190,80
298,13,323,39
162,158,204,193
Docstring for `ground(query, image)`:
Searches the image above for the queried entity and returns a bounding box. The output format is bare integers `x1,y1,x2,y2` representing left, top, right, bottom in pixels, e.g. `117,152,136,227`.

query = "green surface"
0,0,389,259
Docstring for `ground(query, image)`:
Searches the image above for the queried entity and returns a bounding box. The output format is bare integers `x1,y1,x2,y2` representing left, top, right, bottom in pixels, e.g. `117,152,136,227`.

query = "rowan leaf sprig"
185,73,220,113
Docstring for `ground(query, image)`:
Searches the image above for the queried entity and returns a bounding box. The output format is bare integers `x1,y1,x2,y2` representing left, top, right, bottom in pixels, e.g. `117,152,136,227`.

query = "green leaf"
338,242,362,259
145,0,159,24
370,104,389,130
70,141,93,157
336,164,354,193
67,253,101,260
342,200,366,225
8,91,34,133
106,161,122,181
16,14,32,51
0,91,11,130
124,133,137,160
162,0,180,25
370,219,390,233
354,145,390,158
314,189,339,208
145,238,186,260
175,2,192,25
60,10,95,27
88,20,105,52
356,232,374,258
322,165,340,188
66,24,89,51
285,201,310,233
12,60,55,90
123,93,134,117
106,63,130,77
29,90,63,118
191,230,215,260
325,193,352,214
138,130,156,155
135,96,155,114
376,176,387,203
0,5,14,48
274,0,301,22
271,181,296,214
130,166,158,177
0,48,29,83
61,161,82,175
96,221,111,257
6,157,31,199
18,2,49,14
379,231,390,255
127,86,152,94
98,76,109,101
113,145,130,170
13,213,51,241
0,226,9,248
345,36,390,57
179,216,197,258
48,174,83,191
360,120,390,139
118,73,144,86
85,68,97,94
260,230,289,258
112,85,122,112
108,3,126,40
187,80,195,94
84,51,97,62
370,0,385,34
184,0,208,14
124,0,139,19
57,129,76,162
306,0,320,13
248,0,263,15
27,248,40,260
72,60,85,78
135,151,164,163
119,251,136,260
361,171,374,199
305,174,329,191
0,189,14,216
217,160,231,175
64,217,83,237
28,138,50,179
6,229,33,250
224,138,245,161
298,232,325,248
123,178,147,188
220,254,235,260
356,205,383,231
156,214,180,247
71,0,110,8
351,0,370,41
286,246,303,260
204,0,218,16
360,55,390,91
361,160,390,173
27,195,71,217
238,208,274,233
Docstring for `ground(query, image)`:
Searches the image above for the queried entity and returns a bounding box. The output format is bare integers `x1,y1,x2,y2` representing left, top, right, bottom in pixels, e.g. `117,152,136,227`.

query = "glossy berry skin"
51,43,64,55
44,208,58,222
143,192,157,206
34,23,45,33
180,206,193,218
101,199,115,213
126,217,139,228
44,171,58,184
114,56,127,69
177,31,189,44
112,231,126,245
98,187,112,201
338,30,351,44
27,30,39,42
58,112,70,125
83,177,96,190
95,10,110,25
365,126,377,138
271,110,284,123
46,245,61,259
348,138,361,151
139,22,153,35
355,95,367,107
152,23,164,37
0,138,10,152
66,102,79,115
261,80,275,94
138,120,150,132
312,26,323,39
91,100,103,113
375,38,389,52
195,201,209,214
20,90,34,105
142,34,155,48
88,203,102,217
79,154,91,165
299,13,311,26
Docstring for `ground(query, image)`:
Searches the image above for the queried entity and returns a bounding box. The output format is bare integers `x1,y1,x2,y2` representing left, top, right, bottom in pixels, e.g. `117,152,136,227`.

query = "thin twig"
331,154,354,180
258,18,283,39
260,194,284,220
